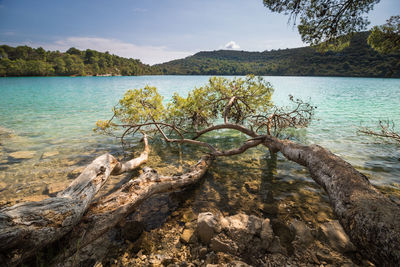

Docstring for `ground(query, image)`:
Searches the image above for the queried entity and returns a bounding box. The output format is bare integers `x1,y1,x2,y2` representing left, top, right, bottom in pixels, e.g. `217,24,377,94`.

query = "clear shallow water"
0,76,399,205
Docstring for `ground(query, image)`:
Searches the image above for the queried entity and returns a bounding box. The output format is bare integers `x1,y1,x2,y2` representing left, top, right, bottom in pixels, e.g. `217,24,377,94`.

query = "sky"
0,0,399,65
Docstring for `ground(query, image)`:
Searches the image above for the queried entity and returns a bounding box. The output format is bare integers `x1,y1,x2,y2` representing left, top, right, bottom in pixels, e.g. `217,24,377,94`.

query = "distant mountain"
0,45,160,77
157,32,400,78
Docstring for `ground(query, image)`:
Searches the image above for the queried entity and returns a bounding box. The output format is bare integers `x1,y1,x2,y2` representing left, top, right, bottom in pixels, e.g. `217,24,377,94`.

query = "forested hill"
157,32,400,78
0,45,161,76
1,32,399,77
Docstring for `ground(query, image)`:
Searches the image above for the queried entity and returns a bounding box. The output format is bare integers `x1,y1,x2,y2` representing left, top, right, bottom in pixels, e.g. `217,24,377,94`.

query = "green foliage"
157,32,400,77
368,16,400,54
116,85,165,124
167,76,274,128
314,35,351,52
96,76,274,135
0,45,161,77
263,0,379,46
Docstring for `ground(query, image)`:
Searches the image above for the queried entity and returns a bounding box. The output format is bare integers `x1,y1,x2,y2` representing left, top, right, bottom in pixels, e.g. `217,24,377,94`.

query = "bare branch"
359,120,400,144
193,123,257,139
214,138,264,156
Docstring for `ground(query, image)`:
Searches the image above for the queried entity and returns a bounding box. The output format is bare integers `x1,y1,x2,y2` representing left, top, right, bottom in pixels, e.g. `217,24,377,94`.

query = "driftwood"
0,136,149,265
0,135,213,266
54,155,212,265
263,135,400,266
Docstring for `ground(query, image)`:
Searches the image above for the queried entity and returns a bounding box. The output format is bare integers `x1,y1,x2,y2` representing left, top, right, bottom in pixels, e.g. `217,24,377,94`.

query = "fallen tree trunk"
263,135,400,266
0,136,149,265
53,155,213,265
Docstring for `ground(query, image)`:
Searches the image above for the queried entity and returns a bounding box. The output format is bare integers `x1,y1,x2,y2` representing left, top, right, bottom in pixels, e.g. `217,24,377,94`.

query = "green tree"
368,15,400,54
263,0,379,45
54,57,66,74
0,47,7,59
64,54,85,75
0,58,12,76
66,47,82,56
34,47,47,61
25,60,54,76
96,76,314,147
84,49,99,64
14,46,30,60
263,0,399,54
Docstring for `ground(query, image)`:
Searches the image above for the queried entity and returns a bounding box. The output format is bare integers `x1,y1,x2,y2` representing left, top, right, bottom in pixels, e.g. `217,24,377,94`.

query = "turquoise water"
0,76,399,203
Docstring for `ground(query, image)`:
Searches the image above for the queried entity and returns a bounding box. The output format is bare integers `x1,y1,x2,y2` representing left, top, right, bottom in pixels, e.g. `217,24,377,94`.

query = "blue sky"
0,0,399,64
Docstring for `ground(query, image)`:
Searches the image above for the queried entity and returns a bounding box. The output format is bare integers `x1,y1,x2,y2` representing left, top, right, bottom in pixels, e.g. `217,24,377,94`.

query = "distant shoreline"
1,74,399,79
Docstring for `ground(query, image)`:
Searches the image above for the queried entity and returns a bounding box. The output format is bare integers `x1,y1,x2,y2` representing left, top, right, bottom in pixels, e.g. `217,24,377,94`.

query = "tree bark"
0,137,149,265
263,135,400,266
53,155,213,265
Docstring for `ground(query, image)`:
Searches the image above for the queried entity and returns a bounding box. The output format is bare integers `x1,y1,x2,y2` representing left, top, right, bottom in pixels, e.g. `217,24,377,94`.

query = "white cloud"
22,37,192,65
224,41,240,50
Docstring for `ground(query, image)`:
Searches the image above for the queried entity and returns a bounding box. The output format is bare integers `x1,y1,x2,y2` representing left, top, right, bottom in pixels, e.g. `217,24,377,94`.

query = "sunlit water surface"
0,76,399,223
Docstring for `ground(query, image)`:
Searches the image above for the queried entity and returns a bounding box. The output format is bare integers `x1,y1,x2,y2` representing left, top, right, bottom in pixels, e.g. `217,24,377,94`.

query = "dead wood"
53,155,213,265
263,135,400,265
0,136,149,265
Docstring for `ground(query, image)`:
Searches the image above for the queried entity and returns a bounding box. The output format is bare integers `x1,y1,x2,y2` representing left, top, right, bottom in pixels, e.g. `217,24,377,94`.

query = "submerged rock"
42,150,59,159
9,150,36,159
318,220,356,253
0,126,15,139
223,214,262,237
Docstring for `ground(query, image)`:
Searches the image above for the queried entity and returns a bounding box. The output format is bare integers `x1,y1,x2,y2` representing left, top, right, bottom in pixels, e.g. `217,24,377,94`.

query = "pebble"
180,228,195,244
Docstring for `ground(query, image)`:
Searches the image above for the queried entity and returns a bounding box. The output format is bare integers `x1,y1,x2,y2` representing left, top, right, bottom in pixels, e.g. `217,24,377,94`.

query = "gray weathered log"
0,136,149,265
111,135,149,175
53,155,213,265
263,135,400,266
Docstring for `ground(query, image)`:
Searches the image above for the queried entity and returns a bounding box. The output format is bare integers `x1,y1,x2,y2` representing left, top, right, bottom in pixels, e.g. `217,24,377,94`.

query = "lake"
0,76,399,210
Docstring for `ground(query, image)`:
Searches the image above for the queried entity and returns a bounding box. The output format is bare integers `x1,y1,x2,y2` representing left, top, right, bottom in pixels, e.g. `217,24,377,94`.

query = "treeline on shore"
1,32,399,77
0,45,159,76
157,32,400,78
